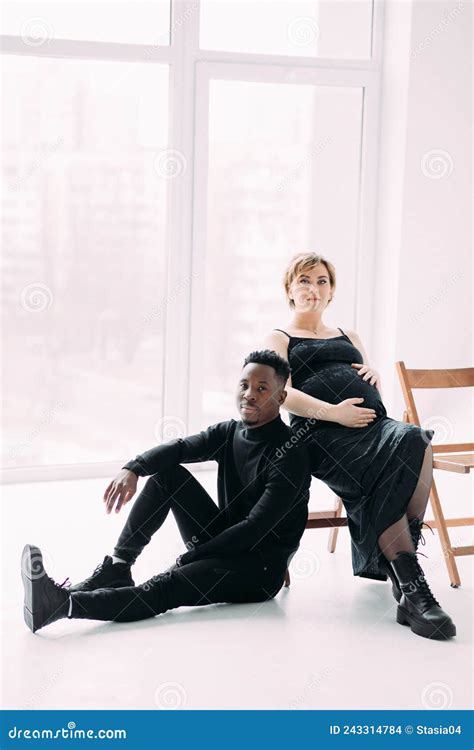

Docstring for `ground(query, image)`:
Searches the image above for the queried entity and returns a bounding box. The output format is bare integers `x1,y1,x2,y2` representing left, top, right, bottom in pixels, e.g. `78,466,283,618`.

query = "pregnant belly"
295,364,386,416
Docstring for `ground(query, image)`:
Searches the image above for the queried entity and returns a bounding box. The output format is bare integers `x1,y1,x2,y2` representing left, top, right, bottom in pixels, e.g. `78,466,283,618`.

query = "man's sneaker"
69,555,134,592
21,544,70,633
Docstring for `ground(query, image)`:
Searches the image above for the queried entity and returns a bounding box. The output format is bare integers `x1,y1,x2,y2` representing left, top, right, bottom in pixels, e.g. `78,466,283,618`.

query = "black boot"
69,555,134,592
390,551,456,640
380,556,402,602
21,545,71,633
380,519,433,603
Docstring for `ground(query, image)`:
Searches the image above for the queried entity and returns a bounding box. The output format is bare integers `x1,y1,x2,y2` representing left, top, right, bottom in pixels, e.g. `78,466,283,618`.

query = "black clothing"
69,416,311,624
121,414,311,568
274,328,433,581
70,551,284,623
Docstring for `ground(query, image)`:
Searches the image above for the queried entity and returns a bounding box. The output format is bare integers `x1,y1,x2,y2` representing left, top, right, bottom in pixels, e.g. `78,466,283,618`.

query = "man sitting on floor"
22,350,311,633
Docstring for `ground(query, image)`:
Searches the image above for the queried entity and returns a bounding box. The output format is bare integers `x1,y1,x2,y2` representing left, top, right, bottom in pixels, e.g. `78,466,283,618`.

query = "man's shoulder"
205,419,237,438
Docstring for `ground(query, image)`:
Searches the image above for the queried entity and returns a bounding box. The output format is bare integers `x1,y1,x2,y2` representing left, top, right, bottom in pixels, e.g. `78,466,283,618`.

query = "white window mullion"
0,34,175,64
161,2,200,439
187,61,210,437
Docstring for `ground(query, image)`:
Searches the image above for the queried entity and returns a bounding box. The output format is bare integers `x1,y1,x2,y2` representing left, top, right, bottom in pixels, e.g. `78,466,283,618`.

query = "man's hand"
103,469,138,514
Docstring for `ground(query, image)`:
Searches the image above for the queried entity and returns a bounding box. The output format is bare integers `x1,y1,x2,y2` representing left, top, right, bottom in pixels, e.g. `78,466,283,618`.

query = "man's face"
236,362,286,427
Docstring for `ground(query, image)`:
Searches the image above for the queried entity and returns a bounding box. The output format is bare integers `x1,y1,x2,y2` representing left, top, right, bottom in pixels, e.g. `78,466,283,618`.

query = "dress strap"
337,327,345,336
273,328,291,339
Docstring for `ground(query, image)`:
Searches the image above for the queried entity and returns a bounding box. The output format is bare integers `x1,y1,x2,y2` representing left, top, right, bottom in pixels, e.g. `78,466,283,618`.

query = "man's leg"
70,553,286,623
113,465,225,565
69,465,226,592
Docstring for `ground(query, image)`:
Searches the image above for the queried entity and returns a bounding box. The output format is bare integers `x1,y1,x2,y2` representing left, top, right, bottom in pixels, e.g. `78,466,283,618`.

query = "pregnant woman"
264,252,455,640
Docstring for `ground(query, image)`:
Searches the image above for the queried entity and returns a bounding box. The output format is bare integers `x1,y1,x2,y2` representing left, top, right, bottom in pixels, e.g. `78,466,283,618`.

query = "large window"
200,0,374,59
196,73,364,427
1,0,382,480
2,56,169,469
2,0,171,45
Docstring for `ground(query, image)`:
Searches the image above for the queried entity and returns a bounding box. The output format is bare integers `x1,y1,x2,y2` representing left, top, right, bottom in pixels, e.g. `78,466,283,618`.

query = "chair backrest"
396,361,474,454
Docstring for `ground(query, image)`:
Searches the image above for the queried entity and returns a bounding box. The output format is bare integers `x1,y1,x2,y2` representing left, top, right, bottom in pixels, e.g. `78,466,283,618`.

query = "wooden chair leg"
328,496,344,553
284,568,291,587
429,479,461,587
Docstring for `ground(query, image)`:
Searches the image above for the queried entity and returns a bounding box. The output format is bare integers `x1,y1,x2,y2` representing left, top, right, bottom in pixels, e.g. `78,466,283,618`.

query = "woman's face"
288,263,333,313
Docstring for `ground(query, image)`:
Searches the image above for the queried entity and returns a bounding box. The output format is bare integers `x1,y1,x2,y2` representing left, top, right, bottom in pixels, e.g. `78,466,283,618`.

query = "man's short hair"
242,349,290,386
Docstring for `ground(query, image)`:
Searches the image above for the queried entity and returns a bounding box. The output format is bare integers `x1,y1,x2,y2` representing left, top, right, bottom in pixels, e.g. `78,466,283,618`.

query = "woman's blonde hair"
283,252,336,308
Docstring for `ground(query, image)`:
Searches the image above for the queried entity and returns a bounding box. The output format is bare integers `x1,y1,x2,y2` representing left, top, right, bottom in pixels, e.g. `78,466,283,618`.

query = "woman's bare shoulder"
263,329,290,359
342,327,360,341
265,327,292,340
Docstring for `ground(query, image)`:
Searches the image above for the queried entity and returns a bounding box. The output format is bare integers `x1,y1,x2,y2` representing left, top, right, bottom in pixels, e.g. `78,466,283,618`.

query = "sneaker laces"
92,561,106,576
71,560,107,588
48,576,71,590
87,558,112,580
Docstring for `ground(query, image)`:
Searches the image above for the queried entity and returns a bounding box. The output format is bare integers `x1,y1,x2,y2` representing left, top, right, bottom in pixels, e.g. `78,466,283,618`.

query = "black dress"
274,328,433,581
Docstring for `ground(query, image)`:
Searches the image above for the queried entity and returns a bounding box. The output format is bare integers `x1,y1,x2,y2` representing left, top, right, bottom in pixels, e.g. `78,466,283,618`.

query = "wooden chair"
396,361,474,587
284,495,347,586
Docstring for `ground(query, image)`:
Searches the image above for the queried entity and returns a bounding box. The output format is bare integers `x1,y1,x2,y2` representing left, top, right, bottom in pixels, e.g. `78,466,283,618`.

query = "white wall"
374,0,472,522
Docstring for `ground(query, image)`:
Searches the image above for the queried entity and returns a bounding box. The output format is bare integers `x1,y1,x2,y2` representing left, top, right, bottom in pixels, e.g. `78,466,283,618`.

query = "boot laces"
410,519,434,548
419,521,435,547
405,553,440,609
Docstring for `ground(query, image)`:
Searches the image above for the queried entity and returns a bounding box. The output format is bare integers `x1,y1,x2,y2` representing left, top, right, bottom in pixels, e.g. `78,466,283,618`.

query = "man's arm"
177,446,310,564
122,421,232,477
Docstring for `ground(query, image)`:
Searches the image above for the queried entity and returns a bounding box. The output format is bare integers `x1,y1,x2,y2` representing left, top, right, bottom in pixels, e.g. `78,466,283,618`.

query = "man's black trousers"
71,465,288,622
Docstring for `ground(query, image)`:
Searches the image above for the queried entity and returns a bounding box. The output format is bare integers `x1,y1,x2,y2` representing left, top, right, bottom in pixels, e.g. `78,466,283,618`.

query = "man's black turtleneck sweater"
122,414,311,566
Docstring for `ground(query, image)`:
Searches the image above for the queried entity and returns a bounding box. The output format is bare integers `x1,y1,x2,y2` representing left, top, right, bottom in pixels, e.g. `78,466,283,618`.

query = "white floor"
1,473,472,711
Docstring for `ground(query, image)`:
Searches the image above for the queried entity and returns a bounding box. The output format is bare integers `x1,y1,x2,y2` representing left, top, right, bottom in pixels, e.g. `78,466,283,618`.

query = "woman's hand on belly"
351,362,380,388
325,398,377,428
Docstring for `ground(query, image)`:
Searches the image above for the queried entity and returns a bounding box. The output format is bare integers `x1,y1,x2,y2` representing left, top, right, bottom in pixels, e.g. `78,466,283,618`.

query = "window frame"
1,0,385,483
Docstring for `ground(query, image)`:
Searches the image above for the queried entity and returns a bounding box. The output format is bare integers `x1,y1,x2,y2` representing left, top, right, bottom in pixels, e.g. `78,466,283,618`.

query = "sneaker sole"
21,544,42,633
396,605,456,640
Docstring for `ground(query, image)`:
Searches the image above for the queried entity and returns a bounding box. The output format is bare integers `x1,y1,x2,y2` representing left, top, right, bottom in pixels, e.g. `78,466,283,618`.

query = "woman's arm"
263,331,376,428
344,329,383,398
